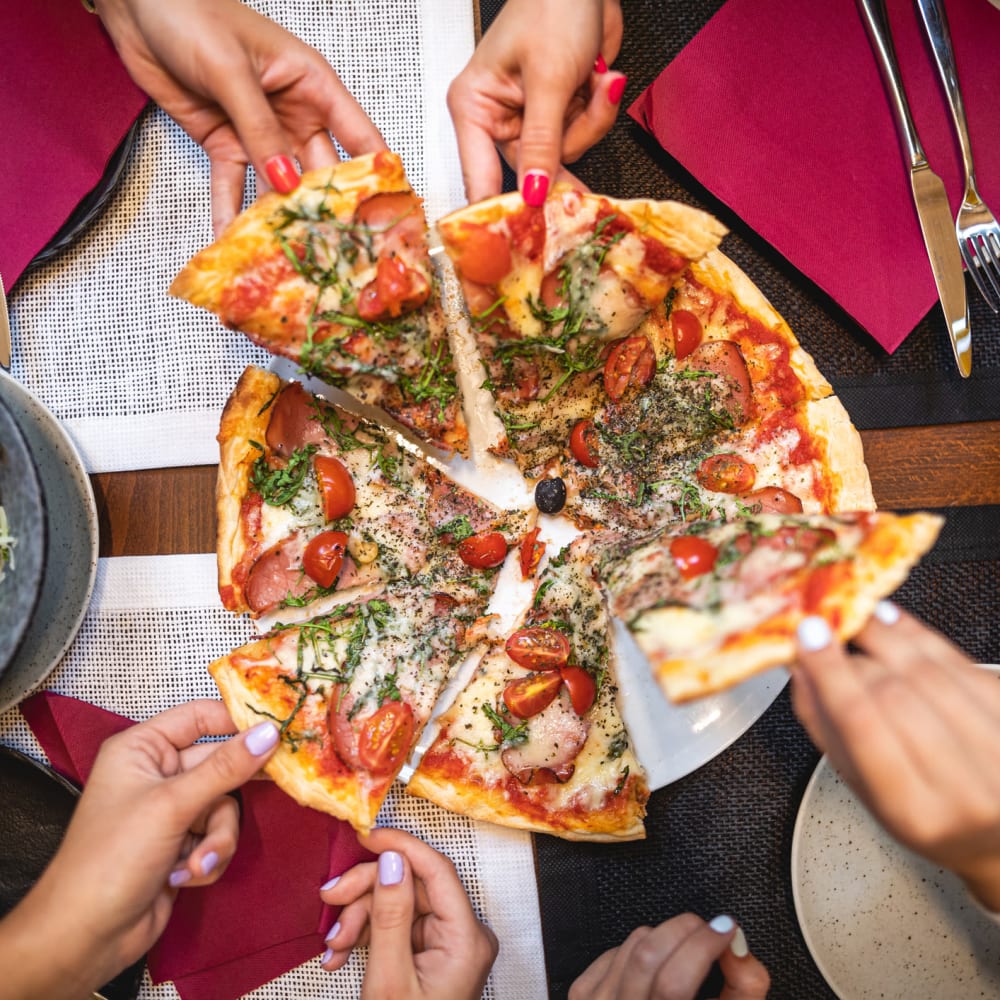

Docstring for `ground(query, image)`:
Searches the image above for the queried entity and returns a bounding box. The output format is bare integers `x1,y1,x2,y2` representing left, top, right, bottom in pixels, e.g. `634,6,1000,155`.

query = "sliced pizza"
408,539,649,841
217,366,532,617
595,511,943,703
171,152,468,455
209,583,480,833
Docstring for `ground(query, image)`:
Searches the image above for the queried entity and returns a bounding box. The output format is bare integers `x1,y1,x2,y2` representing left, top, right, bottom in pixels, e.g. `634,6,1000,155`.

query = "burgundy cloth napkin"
629,0,1000,353
20,692,374,1000
0,5,148,288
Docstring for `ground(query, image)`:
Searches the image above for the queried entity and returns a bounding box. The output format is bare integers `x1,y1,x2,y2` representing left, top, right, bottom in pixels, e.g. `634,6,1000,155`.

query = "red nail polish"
265,154,299,194
608,76,627,105
594,54,608,74
522,171,549,207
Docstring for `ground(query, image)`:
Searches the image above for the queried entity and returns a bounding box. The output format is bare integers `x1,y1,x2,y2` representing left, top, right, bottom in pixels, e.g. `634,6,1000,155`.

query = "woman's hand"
793,601,1000,912
319,827,498,999
568,913,770,1000
95,0,386,234
0,701,279,998
448,0,625,205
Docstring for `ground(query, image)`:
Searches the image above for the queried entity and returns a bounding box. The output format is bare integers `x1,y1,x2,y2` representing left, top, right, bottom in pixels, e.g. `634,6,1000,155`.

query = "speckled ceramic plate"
791,747,1000,999
0,373,97,712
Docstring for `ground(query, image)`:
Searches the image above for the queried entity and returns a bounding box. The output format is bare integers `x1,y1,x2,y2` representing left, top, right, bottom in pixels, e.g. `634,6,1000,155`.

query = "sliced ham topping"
265,382,329,458
500,690,590,785
245,533,312,612
355,191,427,258
681,340,754,425
739,486,803,514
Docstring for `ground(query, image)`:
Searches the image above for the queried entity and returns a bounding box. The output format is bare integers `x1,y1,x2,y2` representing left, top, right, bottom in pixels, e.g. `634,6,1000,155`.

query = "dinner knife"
855,0,971,377
0,274,10,370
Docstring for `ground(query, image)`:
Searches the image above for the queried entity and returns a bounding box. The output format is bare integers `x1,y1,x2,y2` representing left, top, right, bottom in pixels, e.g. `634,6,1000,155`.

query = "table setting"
1,0,999,998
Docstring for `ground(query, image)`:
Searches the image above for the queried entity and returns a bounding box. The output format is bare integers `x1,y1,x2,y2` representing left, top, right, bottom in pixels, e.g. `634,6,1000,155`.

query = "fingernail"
320,948,333,965
522,170,549,208
798,615,832,652
168,868,192,888
264,154,299,194
709,914,735,934
378,850,404,886
594,54,608,73
874,600,900,625
200,851,219,877
245,721,280,756
730,926,749,957
320,875,340,892
324,921,341,944
608,75,628,104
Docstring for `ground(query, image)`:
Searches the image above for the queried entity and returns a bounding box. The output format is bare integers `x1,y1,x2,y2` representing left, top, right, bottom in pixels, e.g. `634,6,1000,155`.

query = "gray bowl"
0,393,47,674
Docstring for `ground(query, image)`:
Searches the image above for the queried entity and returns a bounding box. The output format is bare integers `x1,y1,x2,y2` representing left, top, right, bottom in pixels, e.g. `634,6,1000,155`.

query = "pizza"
217,365,532,618
408,539,649,841
171,152,468,456
209,583,481,833
594,510,943,703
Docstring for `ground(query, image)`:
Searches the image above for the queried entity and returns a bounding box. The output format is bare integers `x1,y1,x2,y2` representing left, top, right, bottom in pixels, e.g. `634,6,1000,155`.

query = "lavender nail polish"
797,615,832,652
378,850,404,886
245,721,279,755
320,875,341,892
200,851,220,877
325,921,341,944
168,868,192,888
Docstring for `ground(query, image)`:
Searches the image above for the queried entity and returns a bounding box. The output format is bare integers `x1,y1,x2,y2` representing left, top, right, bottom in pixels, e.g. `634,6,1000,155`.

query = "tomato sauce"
505,205,545,260
220,252,298,327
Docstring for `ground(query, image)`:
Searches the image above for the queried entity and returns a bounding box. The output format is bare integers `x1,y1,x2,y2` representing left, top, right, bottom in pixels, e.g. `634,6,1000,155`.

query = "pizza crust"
802,396,876,512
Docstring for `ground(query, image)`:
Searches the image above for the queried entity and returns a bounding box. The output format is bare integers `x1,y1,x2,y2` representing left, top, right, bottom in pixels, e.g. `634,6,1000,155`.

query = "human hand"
0,701,279,998
95,0,386,234
568,913,770,1000
319,827,498,999
448,0,625,204
792,601,1000,912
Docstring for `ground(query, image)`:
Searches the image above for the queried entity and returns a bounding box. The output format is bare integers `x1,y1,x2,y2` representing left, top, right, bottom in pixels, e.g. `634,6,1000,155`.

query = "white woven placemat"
0,554,548,1000
7,0,474,474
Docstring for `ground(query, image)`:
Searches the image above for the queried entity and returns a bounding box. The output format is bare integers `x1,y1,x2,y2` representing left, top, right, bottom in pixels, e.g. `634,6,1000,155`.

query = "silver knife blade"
0,274,10,370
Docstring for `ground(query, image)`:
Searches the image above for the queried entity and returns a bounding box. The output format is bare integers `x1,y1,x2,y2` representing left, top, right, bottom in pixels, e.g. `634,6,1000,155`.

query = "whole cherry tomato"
302,530,349,588
603,336,656,402
695,453,757,494
457,531,508,568
357,701,415,776
669,535,719,581
314,455,356,521
559,665,597,716
502,672,563,719
505,627,571,670
670,308,703,361
518,527,546,580
569,419,600,468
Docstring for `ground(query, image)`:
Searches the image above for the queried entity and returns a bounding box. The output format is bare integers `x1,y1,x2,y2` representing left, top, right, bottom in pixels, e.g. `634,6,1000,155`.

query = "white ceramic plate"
0,373,98,713
791,750,1000,999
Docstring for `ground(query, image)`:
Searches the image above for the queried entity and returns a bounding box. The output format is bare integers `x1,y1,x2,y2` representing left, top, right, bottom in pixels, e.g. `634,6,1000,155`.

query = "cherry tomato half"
502,672,563,719
302,530,349,588
603,336,656,402
357,255,429,320
314,455,356,521
505,626,571,670
670,308,703,361
569,419,600,468
560,665,597,716
457,531,508,568
357,701,415,776
695,453,757,494
518,527,546,580
453,222,512,285
669,535,719,581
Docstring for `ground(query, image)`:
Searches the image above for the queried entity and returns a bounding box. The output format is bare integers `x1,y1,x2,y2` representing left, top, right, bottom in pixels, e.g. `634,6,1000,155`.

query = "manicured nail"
594,54,608,73
245,721,280,756
378,850,404,886
324,921,341,944
874,600,900,625
709,914,735,934
608,75,628,104
797,616,832,652
730,926,749,957
200,851,219,877
168,868,192,888
320,948,333,965
522,170,549,207
264,154,299,194
320,875,340,892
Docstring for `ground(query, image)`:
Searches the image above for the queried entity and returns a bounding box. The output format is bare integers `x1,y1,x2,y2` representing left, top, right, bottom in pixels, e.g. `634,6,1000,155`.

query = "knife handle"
855,0,926,168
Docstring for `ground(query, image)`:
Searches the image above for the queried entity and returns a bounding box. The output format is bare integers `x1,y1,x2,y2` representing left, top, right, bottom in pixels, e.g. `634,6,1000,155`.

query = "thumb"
363,850,418,993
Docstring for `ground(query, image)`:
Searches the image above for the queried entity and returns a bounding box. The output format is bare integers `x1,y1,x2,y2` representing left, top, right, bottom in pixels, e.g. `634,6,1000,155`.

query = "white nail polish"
730,926,749,957
709,914,735,934
873,600,900,625
798,615,832,652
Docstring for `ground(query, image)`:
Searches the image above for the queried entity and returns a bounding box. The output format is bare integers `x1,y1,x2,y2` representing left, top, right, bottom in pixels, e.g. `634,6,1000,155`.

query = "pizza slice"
209,583,480,833
594,510,943,703
171,152,468,455
218,366,533,617
407,539,649,841
438,184,728,479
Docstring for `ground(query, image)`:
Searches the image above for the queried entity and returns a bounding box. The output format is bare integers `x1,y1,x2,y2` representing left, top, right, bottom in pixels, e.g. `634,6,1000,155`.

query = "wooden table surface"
92,420,1000,557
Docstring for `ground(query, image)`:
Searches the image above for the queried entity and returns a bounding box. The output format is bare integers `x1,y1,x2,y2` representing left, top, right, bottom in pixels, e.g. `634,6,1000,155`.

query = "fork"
915,0,1000,312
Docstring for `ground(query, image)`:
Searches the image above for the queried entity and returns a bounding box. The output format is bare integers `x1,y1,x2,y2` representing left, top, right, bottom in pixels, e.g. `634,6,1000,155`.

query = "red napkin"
0,5,148,289
629,0,1000,353
20,692,374,1000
